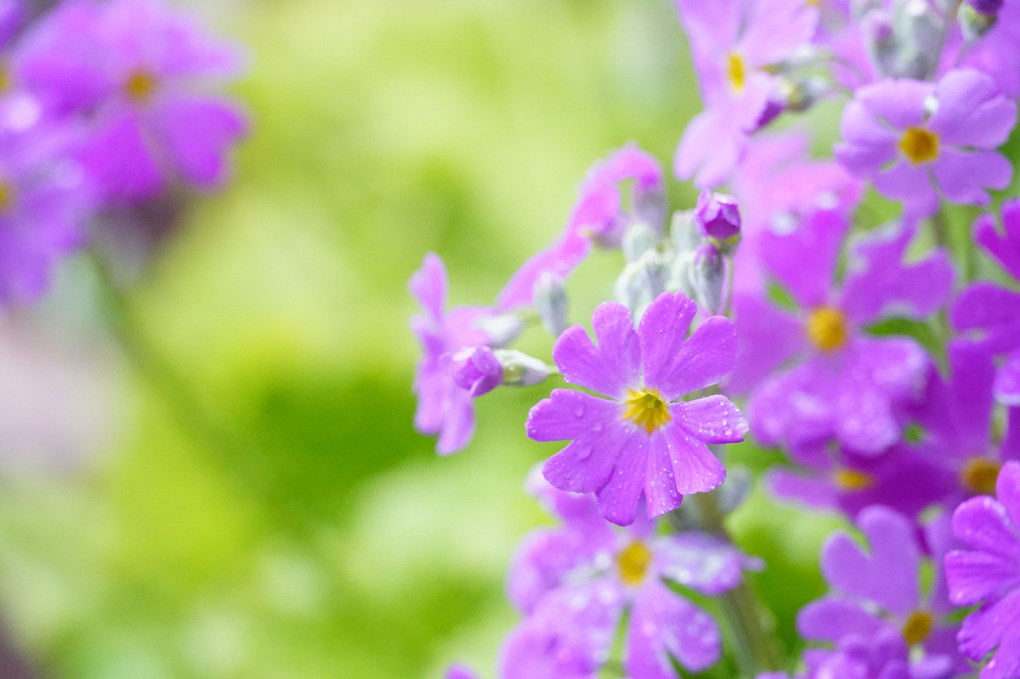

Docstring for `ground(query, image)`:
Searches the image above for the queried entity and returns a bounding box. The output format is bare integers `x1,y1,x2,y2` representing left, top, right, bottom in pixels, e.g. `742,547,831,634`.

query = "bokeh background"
0,1,843,677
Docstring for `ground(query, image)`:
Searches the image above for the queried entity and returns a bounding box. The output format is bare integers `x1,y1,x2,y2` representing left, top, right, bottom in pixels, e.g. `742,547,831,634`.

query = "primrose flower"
835,68,1016,217
410,253,497,455
15,0,247,202
799,507,965,676
503,472,756,679
526,291,745,526
731,212,952,456
674,0,818,187
0,98,92,304
953,199,1020,406
945,461,1020,679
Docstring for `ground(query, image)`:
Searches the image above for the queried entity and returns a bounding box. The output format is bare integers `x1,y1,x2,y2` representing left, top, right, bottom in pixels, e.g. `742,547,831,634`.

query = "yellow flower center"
125,70,157,101
898,127,939,165
727,52,746,93
0,180,12,211
806,306,848,352
623,388,671,434
961,457,1001,496
617,541,653,586
902,610,933,646
832,468,874,491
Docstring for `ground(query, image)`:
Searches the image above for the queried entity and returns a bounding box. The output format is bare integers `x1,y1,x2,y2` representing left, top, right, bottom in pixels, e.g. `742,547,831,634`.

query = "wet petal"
553,302,639,399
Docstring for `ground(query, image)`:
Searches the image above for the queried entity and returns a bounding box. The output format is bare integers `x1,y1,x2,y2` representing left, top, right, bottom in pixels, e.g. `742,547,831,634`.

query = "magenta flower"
835,68,1016,216
526,291,745,526
945,461,1020,679
498,144,663,312
731,212,952,456
953,199,1020,406
0,98,92,304
503,472,755,679
409,253,496,455
15,0,247,202
673,0,818,187
799,507,965,676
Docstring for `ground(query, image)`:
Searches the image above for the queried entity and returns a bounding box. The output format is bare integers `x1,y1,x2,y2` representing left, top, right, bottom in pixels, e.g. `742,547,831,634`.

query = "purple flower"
446,346,502,398
673,0,818,187
0,97,92,303
798,507,964,675
945,461,1020,679
526,291,746,525
694,189,741,242
15,0,247,202
953,199,1020,407
835,68,1016,217
731,212,952,456
503,472,755,679
409,253,496,455
497,144,663,312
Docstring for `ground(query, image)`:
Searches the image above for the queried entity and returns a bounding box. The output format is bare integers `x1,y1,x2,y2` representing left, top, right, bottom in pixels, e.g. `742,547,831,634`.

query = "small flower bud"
621,221,660,263
688,243,725,314
614,250,670,317
494,349,553,387
533,272,569,337
669,209,701,253
959,3,998,39
695,190,742,243
474,313,524,347
446,346,503,397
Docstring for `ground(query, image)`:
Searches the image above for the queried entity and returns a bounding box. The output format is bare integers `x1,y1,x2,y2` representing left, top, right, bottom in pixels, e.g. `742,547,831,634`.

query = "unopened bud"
614,250,670,317
475,313,524,347
695,190,742,243
688,243,725,314
670,209,701,253
621,222,660,263
533,272,569,336
494,349,553,387
447,346,503,397
959,3,999,39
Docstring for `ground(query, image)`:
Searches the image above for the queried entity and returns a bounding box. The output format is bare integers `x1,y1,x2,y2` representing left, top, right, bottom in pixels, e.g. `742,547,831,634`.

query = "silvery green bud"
533,272,569,336
494,350,553,387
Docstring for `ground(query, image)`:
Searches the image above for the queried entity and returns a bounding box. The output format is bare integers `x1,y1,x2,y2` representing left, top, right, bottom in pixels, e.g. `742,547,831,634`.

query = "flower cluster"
410,0,1020,677
0,0,245,303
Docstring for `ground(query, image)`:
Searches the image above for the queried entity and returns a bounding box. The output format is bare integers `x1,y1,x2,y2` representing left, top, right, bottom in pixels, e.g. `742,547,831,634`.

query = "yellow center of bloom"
125,70,157,101
961,457,1001,496
0,181,12,212
902,610,933,646
617,541,653,586
833,468,874,491
727,52,746,93
806,306,848,352
898,127,939,165
623,388,671,434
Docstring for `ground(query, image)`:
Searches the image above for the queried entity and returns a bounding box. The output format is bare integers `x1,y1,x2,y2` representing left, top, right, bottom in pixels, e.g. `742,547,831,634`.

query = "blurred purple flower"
694,189,741,242
527,291,745,525
503,471,755,679
835,68,1016,217
15,0,247,202
409,253,496,455
946,460,1020,679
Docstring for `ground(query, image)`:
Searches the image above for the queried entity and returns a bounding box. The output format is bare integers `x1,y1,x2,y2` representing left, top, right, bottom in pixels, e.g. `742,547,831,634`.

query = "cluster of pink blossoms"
411,0,1020,677
0,0,245,304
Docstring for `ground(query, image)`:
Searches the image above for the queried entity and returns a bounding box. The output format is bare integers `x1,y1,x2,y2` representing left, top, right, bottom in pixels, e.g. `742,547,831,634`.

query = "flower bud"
688,243,725,314
959,3,998,39
533,272,569,337
474,313,524,347
695,190,741,242
494,349,553,387
446,346,503,397
621,221,660,263
614,250,670,317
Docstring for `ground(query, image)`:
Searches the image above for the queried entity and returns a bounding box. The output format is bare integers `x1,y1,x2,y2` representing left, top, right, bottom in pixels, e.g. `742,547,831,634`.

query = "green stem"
687,492,782,677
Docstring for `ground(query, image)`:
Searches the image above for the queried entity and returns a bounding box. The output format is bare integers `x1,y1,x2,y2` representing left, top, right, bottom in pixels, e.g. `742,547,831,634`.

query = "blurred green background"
0,1,842,677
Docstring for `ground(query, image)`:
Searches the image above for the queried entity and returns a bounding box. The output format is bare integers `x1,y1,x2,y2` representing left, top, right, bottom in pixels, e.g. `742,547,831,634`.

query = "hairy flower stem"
690,491,782,677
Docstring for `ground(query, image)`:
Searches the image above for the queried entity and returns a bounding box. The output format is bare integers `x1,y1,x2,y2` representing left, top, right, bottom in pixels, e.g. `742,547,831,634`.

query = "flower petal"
553,302,639,399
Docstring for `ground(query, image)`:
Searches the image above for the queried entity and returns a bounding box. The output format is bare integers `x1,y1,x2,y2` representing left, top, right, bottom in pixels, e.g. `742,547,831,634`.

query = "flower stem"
689,491,783,677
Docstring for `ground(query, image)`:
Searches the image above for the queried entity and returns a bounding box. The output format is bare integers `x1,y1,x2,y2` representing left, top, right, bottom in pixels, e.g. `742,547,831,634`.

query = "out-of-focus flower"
732,213,952,456
503,471,756,679
946,460,1020,679
15,0,247,202
527,291,745,525
409,253,497,455
694,189,741,243
835,68,1016,217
